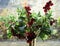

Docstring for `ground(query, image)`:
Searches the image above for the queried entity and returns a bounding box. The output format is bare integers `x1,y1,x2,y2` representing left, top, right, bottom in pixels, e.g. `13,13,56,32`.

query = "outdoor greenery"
0,0,58,42
0,1,60,46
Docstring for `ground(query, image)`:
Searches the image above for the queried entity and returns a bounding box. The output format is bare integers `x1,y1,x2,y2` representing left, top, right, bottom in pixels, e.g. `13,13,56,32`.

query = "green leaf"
38,12,41,17
39,32,49,40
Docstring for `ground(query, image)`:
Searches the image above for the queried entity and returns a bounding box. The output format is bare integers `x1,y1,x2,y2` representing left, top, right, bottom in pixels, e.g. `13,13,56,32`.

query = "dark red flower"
26,32,36,43
47,1,51,4
43,0,53,13
47,7,51,10
44,9,47,13
50,21,53,25
31,18,35,22
46,0,53,6
25,6,31,17
50,19,56,25
50,3,53,6
25,6,31,12
27,18,35,27
27,11,31,17
48,1,53,6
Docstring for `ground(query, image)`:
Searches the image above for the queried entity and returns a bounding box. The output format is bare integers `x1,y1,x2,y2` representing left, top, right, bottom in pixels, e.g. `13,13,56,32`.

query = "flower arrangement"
8,0,57,43
0,0,57,46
